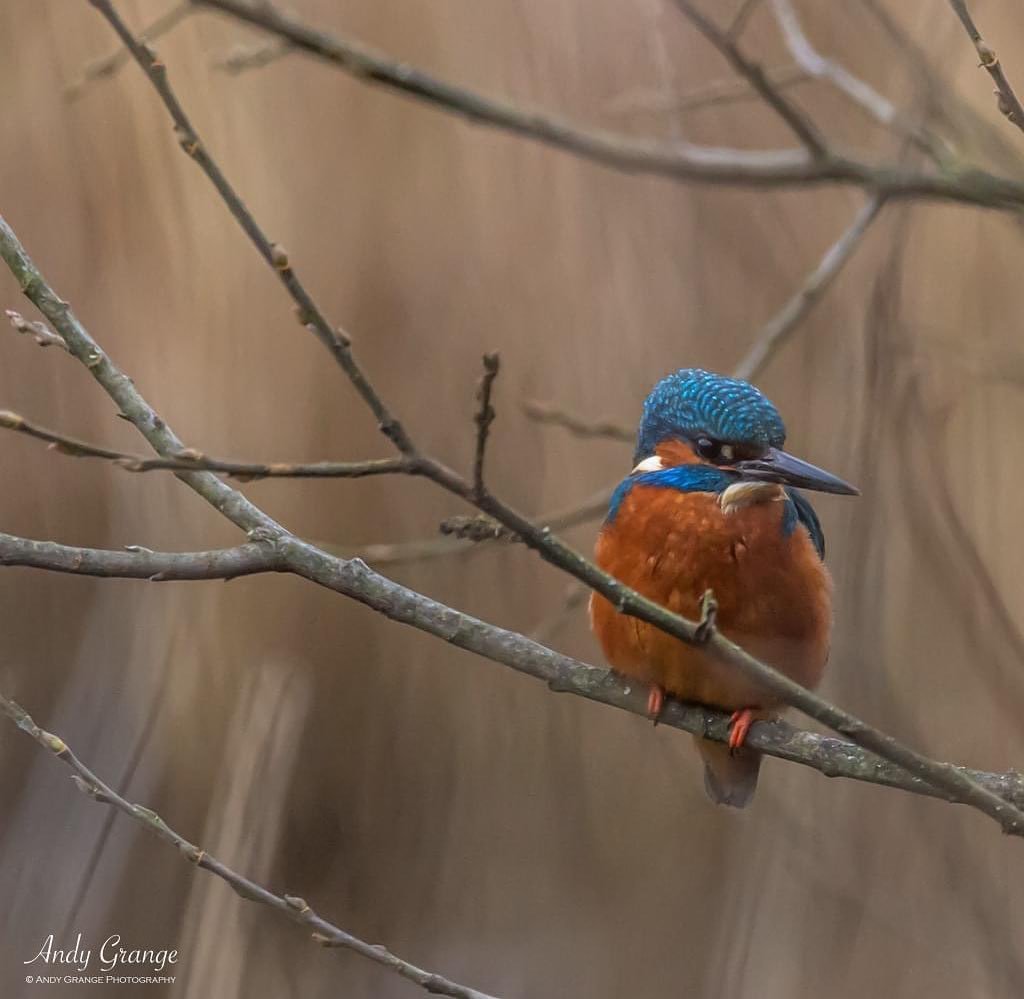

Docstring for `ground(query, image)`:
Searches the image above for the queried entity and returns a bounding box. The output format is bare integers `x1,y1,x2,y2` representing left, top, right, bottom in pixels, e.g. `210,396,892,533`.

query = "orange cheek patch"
655,439,702,467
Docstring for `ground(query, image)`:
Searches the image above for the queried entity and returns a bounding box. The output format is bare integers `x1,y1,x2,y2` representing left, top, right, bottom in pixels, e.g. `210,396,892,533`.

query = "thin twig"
946,0,1024,136
732,193,885,382
0,533,280,580
88,0,416,455
858,0,1024,169
673,0,827,156
191,0,1024,210
472,353,500,499
65,1,192,101
0,693,499,999
0,410,415,480
6,309,68,350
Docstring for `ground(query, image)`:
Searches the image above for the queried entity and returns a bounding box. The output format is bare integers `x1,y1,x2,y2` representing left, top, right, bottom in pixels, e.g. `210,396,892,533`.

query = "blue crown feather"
635,368,787,462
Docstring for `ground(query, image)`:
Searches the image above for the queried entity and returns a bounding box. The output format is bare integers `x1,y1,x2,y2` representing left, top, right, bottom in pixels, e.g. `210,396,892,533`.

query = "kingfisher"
590,368,857,807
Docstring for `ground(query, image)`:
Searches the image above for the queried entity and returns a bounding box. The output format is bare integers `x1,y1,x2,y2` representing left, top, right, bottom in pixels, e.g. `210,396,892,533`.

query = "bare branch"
472,353,500,499
190,0,814,185
0,532,280,581
0,693,500,999
946,0,1024,136
732,193,885,382
0,410,415,481
64,1,192,101
190,0,1024,210
88,0,416,455
673,0,827,156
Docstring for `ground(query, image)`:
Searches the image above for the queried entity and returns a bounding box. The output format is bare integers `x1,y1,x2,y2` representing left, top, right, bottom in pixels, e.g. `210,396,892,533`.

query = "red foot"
646,685,666,726
728,709,756,751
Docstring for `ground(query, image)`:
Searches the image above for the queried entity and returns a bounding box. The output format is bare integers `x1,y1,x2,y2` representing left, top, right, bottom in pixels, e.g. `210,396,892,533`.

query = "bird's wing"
785,488,826,560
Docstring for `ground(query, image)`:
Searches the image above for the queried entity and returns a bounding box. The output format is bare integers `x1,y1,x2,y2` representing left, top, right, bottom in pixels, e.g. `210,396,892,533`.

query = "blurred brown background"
3,1,1024,996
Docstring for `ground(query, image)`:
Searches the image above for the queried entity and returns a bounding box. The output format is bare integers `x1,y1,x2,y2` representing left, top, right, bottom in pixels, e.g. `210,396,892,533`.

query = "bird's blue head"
634,368,858,495
636,368,786,463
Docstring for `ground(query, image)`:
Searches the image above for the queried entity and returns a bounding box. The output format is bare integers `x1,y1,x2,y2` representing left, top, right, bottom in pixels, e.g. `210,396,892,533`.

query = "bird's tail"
696,737,761,809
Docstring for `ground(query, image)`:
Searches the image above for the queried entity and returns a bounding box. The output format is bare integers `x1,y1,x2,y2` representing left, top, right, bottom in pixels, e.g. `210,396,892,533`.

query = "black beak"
734,447,859,496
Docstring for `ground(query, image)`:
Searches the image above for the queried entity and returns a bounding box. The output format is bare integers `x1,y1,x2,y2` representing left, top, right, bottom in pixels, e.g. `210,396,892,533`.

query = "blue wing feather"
784,488,825,560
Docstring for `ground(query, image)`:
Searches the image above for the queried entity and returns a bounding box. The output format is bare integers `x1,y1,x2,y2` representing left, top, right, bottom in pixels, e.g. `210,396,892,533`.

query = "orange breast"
589,484,832,711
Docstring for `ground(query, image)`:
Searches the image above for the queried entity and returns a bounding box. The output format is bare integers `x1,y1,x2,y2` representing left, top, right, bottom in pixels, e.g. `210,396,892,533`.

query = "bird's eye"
695,437,736,464
695,437,721,461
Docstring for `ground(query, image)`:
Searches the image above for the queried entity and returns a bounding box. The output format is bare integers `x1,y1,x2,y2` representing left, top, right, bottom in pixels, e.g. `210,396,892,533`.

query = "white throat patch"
631,455,665,474
720,481,785,515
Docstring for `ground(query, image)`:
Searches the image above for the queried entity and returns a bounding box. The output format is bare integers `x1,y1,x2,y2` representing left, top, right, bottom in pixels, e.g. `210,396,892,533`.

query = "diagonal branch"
188,0,1024,210
88,0,416,456
946,0,1024,136
672,0,827,156
731,192,885,381
189,0,818,183
0,693,500,999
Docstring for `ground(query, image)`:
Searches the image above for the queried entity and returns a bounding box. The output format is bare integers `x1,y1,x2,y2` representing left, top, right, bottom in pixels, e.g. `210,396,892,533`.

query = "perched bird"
590,369,857,807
